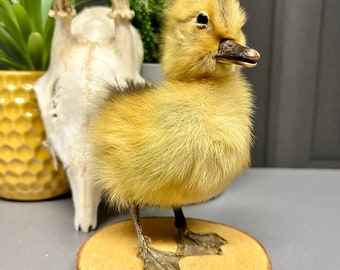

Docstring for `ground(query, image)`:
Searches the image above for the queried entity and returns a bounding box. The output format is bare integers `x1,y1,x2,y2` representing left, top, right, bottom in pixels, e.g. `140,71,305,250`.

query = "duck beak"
216,39,260,67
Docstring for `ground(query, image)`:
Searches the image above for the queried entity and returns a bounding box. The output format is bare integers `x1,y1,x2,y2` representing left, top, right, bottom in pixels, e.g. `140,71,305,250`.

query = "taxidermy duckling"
90,0,260,269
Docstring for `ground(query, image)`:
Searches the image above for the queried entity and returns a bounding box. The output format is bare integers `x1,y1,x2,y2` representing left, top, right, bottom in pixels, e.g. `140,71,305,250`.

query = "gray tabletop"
1,168,339,270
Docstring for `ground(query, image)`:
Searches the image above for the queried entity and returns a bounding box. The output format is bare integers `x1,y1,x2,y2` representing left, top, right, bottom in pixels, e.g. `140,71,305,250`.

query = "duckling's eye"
196,12,209,26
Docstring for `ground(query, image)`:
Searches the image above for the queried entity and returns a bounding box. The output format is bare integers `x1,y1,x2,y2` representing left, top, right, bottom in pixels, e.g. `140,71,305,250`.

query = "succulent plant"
0,0,55,70
0,0,95,70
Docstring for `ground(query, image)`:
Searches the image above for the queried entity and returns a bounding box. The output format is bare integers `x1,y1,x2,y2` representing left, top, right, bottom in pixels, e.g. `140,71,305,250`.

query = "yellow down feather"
90,0,254,210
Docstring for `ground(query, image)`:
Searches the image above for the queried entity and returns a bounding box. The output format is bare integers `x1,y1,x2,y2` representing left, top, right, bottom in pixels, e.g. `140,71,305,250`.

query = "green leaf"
42,6,55,36
0,8,26,49
41,19,54,70
20,0,42,32
40,0,53,30
0,24,30,65
28,32,44,70
12,3,31,42
0,48,28,70
0,0,19,28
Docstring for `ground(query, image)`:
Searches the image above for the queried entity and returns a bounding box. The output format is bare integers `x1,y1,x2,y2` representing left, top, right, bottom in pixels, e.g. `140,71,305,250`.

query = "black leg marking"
173,207,227,256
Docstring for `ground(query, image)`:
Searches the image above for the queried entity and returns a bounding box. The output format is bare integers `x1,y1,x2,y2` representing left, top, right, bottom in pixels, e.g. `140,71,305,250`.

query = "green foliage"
0,0,54,70
106,0,167,62
0,0,92,70
129,0,168,63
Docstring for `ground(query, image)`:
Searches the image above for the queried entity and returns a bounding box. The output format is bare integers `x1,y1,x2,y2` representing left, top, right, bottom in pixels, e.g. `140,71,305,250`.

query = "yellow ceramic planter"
0,71,69,201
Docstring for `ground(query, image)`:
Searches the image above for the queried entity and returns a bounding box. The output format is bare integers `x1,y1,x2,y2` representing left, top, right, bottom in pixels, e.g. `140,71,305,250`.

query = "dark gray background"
242,0,340,168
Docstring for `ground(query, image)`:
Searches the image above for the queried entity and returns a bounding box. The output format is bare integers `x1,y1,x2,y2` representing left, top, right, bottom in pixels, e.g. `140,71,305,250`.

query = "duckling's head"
161,0,260,80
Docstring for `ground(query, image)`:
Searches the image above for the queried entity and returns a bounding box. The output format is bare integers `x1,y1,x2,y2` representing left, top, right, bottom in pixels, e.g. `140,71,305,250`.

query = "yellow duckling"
90,0,260,269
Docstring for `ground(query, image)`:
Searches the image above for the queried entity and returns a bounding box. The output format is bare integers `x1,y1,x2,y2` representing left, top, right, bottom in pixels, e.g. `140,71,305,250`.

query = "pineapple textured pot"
0,71,69,201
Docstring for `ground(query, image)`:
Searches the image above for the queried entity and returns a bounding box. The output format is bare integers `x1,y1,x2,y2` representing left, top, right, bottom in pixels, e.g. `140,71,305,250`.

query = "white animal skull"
34,0,145,232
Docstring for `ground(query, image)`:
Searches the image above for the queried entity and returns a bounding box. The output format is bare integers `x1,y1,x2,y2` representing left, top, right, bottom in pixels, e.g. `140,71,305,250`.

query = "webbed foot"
174,207,227,256
177,228,227,256
140,245,180,270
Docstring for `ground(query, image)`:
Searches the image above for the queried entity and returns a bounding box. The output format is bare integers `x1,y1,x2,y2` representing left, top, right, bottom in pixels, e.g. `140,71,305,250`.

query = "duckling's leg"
174,207,227,256
130,205,180,270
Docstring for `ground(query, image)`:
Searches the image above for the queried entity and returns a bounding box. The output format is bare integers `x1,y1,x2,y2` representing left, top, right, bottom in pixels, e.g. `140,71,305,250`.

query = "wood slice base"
78,217,271,270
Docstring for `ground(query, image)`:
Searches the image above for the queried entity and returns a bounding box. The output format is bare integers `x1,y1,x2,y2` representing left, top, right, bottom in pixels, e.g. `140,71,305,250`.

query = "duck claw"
140,246,180,270
177,229,227,256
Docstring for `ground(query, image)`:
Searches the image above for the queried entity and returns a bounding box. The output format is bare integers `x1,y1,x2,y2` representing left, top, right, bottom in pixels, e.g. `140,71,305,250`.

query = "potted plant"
107,0,166,82
0,0,69,200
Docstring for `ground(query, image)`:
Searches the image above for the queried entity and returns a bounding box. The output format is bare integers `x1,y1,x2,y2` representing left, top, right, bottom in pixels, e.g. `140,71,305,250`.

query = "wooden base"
78,218,271,270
